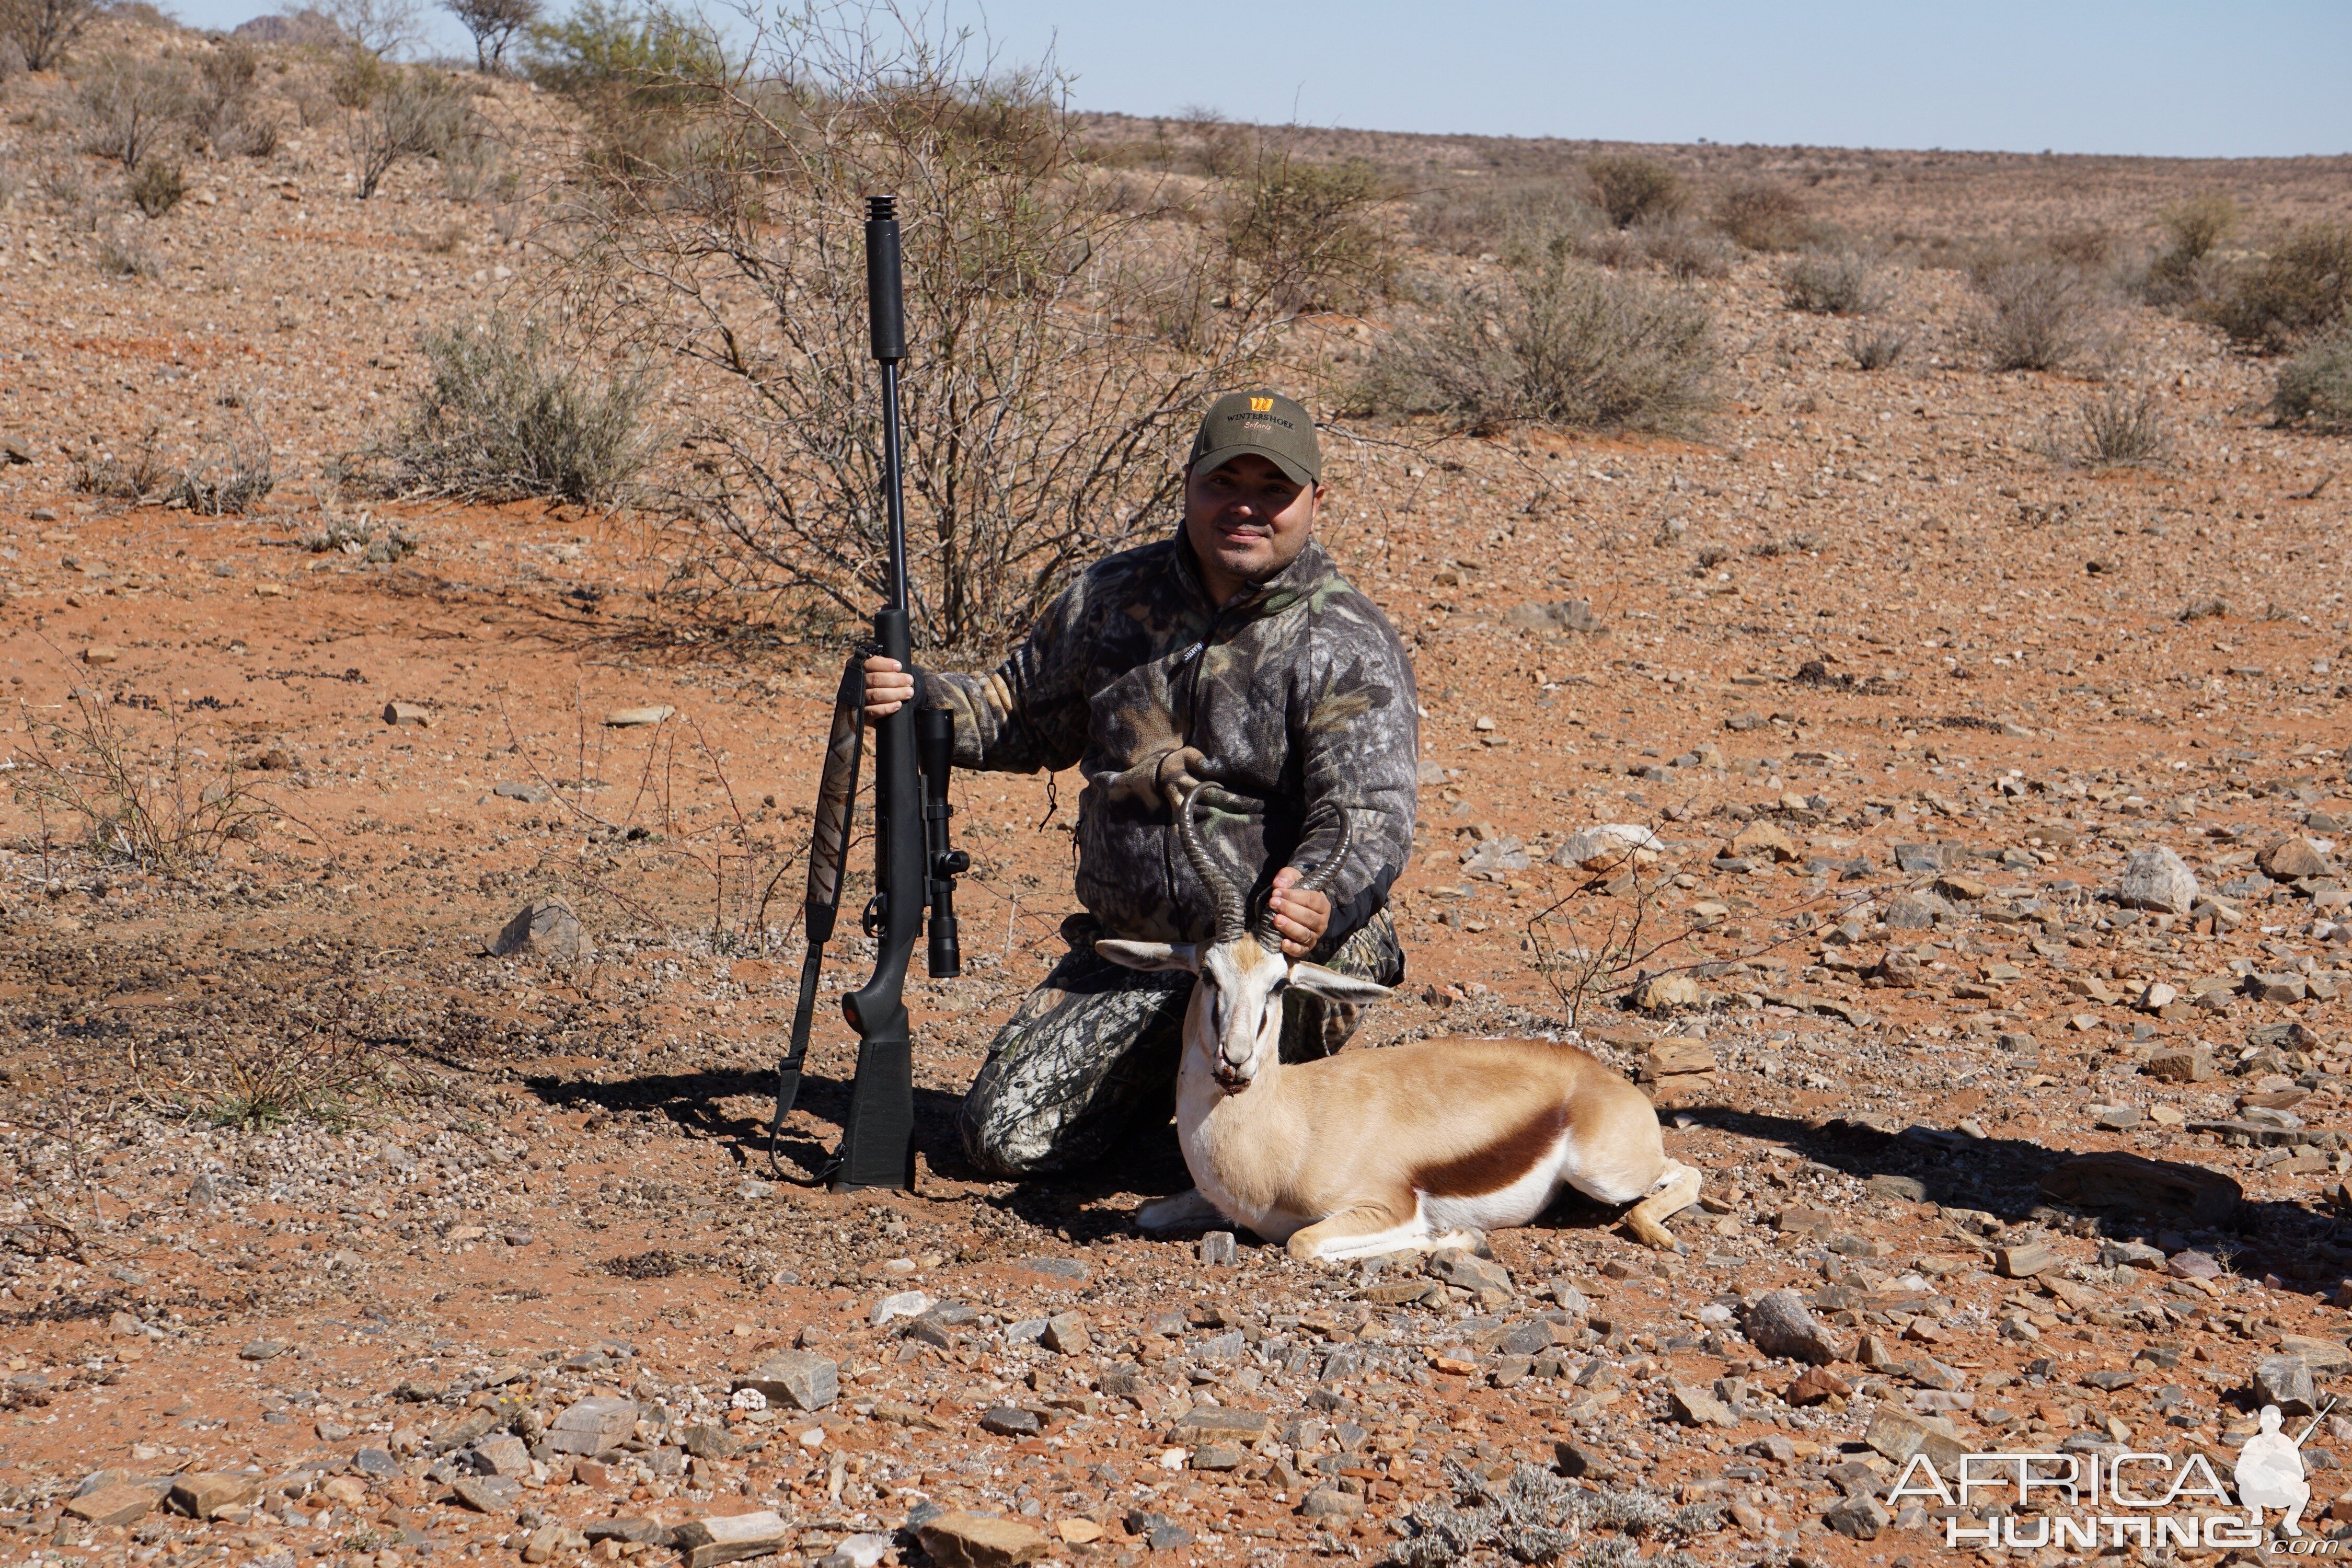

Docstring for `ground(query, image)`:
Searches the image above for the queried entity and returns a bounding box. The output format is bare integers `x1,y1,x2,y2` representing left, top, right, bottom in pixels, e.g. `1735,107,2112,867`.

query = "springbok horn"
1254,809,1354,949
1176,780,1247,946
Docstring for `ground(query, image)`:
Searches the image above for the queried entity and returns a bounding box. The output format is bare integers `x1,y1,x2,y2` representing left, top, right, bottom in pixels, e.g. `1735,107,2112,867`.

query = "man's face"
1183,452,1320,598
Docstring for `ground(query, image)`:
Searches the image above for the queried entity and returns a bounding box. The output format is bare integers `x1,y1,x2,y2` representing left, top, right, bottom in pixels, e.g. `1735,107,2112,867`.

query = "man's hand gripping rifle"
770,194,967,1192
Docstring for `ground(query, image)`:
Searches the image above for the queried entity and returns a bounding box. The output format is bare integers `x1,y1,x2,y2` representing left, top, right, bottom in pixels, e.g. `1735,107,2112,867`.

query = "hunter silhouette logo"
1888,1399,2336,1551
1249,396,1273,411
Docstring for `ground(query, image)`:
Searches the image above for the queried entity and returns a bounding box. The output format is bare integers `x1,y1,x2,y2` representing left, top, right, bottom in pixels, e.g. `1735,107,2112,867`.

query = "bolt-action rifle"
770,194,967,1191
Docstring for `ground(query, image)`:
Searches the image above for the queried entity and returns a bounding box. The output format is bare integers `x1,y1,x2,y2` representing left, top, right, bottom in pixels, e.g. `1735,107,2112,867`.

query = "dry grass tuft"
10,686,273,875
1779,248,1891,315
1971,258,2100,372
2274,325,2352,430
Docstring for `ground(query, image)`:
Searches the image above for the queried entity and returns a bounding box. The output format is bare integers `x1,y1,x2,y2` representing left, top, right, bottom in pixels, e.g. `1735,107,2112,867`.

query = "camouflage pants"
957,908,1406,1178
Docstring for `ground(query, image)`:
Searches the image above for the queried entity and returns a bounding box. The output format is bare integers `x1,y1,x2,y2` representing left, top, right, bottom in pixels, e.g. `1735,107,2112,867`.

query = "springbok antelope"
1095,783,1701,1263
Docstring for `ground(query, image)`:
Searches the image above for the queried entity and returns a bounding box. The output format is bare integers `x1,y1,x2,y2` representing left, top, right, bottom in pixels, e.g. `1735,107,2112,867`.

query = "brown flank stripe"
1412,1103,1569,1198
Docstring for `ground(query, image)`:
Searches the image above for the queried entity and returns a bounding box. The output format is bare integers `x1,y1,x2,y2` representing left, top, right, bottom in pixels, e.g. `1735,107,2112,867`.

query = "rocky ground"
5,16,2352,1568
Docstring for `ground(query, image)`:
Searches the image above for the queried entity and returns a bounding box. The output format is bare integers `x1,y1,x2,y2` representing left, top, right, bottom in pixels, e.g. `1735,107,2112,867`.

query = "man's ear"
1094,940,1201,974
1285,962,1390,1004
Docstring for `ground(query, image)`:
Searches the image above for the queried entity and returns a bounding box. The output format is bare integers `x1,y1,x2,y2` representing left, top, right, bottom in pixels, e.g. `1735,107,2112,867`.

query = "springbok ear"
1285,962,1392,1004
1093,939,1201,974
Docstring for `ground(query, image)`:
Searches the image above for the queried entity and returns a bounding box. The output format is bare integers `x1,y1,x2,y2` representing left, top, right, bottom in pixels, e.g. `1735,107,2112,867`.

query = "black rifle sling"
770,649,869,1183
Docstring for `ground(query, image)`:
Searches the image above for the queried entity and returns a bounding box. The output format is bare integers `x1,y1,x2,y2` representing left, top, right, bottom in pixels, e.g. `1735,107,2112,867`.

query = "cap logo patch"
1249,397,1273,412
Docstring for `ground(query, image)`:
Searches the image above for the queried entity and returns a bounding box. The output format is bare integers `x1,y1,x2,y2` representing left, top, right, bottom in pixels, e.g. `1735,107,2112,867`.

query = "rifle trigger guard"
860,893,887,939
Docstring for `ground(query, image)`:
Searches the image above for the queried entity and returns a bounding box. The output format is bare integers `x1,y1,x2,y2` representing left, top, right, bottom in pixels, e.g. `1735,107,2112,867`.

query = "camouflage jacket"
920,535,1418,947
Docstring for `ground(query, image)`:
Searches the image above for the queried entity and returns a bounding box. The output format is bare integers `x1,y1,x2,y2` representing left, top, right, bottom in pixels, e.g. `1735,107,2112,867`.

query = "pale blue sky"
163,0,2351,158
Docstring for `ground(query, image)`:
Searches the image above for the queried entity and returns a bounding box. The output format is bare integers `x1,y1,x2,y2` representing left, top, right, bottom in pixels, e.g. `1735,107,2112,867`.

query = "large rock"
2254,1355,2318,1416
2259,837,2333,880
673,1512,792,1568
1739,1289,1844,1365
1882,892,1951,930
1630,972,1704,1013
736,1349,837,1412
916,1512,1050,1568
1730,821,1802,863
2117,846,2198,915
2037,1151,2241,1228
1551,824,1664,872
546,1396,637,1456
490,897,590,961
65,1482,165,1526
168,1473,259,1520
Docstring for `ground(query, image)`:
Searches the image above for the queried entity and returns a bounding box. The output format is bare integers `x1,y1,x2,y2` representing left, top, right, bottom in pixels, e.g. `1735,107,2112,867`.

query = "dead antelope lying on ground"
1096,784,1701,1263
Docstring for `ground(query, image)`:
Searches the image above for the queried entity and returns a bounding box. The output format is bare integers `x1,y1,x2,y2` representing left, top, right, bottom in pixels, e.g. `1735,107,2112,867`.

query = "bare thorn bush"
74,426,167,495
2,0,96,72
1971,257,2099,371
1779,248,1890,315
345,63,469,198
10,686,272,875
1351,248,1715,435
2274,324,2352,430
384,316,656,502
167,418,276,514
1713,177,1812,252
1586,153,1681,229
76,52,193,166
552,5,1298,650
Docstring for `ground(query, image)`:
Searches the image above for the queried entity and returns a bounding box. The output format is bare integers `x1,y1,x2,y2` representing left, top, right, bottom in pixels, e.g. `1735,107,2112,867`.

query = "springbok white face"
1095,783,1390,1093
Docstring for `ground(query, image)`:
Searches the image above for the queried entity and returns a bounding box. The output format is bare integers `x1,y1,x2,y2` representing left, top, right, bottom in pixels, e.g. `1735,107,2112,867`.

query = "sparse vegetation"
10,685,272,875
1714,177,1811,251
344,63,470,199
1586,154,1681,229
190,40,273,158
524,0,722,173
168,420,276,514
2274,324,2352,430
1352,247,1715,435
74,427,166,494
1971,257,2099,371
94,223,159,278
2140,193,2233,307
1411,178,1589,260
1779,248,1889,315
385,317,657,503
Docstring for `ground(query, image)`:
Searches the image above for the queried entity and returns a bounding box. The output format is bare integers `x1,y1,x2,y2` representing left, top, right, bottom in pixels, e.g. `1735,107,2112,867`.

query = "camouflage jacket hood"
923,534,1419,946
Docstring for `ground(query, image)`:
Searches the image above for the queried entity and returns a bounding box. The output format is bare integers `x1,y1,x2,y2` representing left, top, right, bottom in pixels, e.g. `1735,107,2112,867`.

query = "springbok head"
1095,782,1390,1092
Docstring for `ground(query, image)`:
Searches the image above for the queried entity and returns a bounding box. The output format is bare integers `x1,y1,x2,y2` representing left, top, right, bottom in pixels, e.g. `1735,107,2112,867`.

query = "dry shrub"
2141,194,2233,308
554,5,1300,650
1971,258,2099,371
1351,249,1715,435
345,63,469,198
2274,324,2352,430
2,0,96,72
190,40,274,158
1779,248,1889,315
1412,178,1590,259
93,223,159,278
1586,153,1681,229
168,419,275,514
1714,177,1811,251
1623,215,1733,281
385,316,655,502
10,686,271,875
126,155,183,216
76,52,193,166
1219,153,1396,313
523,0,723,177
2068,386,2166,466
2205,223,2352,353
1847,326,1907,371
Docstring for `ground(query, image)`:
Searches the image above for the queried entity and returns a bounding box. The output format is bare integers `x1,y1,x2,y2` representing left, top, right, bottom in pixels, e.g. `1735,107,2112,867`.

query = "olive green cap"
1187,389,1321,488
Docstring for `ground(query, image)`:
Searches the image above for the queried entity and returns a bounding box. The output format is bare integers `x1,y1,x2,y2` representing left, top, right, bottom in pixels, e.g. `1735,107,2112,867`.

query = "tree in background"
443,0,537,73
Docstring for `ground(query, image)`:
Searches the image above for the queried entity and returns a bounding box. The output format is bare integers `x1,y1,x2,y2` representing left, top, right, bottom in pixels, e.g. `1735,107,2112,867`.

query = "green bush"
2274,324,2352,429
1586,154,1681,229
2205,223,2352,353
388,318,658,503
1219,155,1394,313
1350,250,1714,434
526,0,722,113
